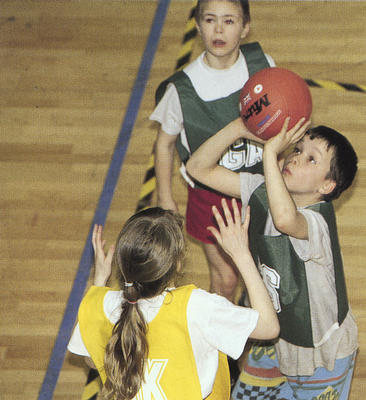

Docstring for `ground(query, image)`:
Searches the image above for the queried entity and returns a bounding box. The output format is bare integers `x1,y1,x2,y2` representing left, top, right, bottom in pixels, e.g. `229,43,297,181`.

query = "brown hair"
305,126,358,201
195,0,251,26
101,208,185,399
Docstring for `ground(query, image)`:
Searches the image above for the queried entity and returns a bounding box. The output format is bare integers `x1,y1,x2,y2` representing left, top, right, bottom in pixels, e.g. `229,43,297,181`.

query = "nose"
215,19,223,33
289,153,301,166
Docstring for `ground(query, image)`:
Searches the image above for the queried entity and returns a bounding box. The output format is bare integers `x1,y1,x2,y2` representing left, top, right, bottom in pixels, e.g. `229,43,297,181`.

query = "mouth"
282,166,291,175
213,39,226,47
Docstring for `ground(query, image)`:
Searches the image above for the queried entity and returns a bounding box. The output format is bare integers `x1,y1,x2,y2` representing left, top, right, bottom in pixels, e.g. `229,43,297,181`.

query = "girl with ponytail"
68,201,279,399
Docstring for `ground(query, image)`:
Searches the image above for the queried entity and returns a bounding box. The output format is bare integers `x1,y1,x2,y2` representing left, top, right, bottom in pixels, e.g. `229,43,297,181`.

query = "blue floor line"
38,1,170,398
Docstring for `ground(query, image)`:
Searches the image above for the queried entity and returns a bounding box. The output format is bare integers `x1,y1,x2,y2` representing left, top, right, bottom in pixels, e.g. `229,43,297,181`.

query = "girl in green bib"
150,0,275,302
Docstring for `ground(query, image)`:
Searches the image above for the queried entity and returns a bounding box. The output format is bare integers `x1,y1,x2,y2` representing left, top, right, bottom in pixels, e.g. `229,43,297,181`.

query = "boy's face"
197,0,249,65
281,135,336,203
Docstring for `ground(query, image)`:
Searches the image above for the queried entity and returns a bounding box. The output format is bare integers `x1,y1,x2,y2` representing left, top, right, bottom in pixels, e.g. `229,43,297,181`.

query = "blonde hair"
101,207,185,399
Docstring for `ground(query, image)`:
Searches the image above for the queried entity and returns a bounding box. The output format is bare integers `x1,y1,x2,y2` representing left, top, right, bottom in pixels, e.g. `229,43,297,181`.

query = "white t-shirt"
239,172,358,376
68,287,259,398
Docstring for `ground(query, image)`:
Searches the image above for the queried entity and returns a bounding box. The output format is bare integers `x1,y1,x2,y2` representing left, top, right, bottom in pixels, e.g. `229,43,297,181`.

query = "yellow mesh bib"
78,285,230,399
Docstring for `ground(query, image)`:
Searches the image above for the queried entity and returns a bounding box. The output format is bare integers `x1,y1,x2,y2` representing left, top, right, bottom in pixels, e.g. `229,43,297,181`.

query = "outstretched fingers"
207,198,248,260
207,206,224,246
92,224,105,254
231,197,242,225
267,117,311,156
92,224,99,251
221,197,234,226
279,117,291,135
289,117,311,142
92,224,114,286
207,199,235,246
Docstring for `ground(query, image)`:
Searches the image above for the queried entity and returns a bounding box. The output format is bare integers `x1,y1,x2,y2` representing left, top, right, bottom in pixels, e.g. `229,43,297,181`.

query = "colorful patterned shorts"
231,343,357,400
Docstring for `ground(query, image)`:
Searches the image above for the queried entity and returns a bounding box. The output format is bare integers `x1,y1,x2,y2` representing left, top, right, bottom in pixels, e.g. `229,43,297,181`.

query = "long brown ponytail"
101,208,185,399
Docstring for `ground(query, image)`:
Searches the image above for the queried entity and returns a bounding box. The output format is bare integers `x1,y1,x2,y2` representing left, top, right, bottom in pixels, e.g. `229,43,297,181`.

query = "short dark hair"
305,126,358,201
195,0,251,26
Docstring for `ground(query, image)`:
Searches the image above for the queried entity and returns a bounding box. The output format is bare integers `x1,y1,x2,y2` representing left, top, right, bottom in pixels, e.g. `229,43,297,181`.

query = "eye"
204,16,215,24
309,156,316,164
224,18,235,24
293,147,301,154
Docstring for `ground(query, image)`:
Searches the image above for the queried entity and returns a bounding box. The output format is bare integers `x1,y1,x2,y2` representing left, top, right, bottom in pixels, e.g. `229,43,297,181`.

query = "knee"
209,264,239,298
211,266,238,288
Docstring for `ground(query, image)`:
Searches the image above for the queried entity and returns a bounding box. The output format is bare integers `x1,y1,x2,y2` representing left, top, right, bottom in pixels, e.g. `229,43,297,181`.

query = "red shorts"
186,185,242,244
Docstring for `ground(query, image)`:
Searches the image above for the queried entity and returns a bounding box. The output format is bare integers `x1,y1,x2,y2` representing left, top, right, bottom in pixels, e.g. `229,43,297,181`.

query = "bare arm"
208,199,279,340
263,118,311,239
186,118,261,198
154,127,179,211
72,226,114,370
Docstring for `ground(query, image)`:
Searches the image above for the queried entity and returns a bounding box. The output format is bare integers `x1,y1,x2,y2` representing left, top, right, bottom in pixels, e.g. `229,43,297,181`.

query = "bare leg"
202,241,239,301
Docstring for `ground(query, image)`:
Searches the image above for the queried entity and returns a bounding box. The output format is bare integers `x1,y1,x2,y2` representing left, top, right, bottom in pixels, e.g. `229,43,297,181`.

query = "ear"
319,179,336,196
241,22,250,40
195,20,201,36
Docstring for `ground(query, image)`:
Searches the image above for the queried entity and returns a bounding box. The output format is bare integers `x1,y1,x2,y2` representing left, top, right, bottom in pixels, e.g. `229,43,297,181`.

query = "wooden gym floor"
0,1,365,399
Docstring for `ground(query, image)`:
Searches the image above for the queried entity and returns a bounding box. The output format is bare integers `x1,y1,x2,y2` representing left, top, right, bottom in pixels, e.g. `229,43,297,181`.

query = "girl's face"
197,0,249,69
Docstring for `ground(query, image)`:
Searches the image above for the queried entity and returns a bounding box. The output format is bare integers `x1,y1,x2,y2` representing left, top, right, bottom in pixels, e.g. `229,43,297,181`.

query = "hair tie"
124,282,133,287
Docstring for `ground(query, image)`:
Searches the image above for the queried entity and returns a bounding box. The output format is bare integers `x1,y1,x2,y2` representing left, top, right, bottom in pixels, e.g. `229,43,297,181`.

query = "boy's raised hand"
265,117,311,157
92,224,115,286
207,198,251,262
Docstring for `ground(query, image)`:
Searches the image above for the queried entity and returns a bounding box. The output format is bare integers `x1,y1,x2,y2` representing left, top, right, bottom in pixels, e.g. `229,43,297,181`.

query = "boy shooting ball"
186,117,358,400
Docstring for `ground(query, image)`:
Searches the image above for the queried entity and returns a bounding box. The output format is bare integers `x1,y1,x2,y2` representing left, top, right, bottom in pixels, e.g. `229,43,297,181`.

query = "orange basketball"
239,67,312,140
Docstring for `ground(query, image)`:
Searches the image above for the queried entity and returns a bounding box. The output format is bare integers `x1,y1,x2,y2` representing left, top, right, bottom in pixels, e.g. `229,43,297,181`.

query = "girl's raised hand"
92,224,115,286
207,198,250,262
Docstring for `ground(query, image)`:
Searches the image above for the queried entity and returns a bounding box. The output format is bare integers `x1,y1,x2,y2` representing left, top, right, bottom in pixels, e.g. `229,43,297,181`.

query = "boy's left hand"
264,117,311,156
